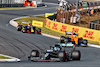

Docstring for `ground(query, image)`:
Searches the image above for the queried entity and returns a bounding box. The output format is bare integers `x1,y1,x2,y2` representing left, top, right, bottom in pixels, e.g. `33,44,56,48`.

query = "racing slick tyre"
38,28,41,32
35,28,41,34
37,28,41,34
60,36,65,43
30,50,39,57
78,38,83,46
29,50,40,61
72,50,81,60
17,25,22,31
58,51,66,62
22,30,26,33
83,39,88,45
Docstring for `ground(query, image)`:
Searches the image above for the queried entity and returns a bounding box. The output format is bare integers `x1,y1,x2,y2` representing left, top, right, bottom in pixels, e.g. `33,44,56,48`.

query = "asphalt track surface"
0,0,100,67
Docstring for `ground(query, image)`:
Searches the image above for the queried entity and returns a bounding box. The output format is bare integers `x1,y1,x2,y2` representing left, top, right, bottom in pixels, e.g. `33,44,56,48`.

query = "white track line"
0,54,20,62
34,7,56,10
43,2,59,5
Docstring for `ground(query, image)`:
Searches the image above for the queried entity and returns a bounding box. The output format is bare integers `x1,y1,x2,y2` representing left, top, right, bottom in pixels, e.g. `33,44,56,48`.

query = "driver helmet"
54,46,61,51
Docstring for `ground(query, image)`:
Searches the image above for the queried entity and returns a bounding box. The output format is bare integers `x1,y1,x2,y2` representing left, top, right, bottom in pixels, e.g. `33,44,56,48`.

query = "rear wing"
20,22,30,26
66,32,78,35
66,32,73,35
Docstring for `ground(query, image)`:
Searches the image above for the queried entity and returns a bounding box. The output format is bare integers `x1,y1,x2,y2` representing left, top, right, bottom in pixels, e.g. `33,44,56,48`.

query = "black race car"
17,25,41,34
28,43,81,62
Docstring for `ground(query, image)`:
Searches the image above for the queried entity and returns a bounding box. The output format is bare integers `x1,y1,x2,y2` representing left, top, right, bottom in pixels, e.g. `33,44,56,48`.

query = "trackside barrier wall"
45,18,100,43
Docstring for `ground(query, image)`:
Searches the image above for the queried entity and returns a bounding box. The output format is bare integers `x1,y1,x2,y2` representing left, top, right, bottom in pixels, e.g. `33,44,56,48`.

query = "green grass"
0,56,11,59
15,16,100,45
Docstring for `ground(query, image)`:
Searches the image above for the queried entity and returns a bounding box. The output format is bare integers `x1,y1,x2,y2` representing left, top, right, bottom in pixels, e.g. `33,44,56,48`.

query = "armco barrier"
45,18,100,43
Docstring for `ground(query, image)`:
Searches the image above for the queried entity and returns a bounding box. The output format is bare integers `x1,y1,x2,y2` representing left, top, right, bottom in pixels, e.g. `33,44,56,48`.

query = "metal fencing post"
97,13,99,30
76,0,79,17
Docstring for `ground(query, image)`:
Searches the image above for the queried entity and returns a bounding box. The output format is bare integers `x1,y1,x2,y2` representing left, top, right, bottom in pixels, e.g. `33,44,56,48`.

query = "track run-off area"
0,0,100,67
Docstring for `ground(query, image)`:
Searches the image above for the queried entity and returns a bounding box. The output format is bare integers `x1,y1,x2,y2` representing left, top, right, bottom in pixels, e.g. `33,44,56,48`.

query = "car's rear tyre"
83,39,88,45
37,28,41,32
17,25,22,31
36,28,41,34
22,30,26,33
60,36,65,43
78,38,83,45
30,50,39,57
29,50,40,61
72,50,81,60
58,51,66,62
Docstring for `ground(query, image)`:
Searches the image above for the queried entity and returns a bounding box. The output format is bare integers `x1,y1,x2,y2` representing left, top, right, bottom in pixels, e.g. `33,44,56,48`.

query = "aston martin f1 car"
17,22,41,34
28,43,81,62
60,32,88,47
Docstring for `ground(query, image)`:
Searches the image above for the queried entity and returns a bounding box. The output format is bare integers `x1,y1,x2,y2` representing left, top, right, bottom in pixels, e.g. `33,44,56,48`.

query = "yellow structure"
32,20,43,27
45,18,100,43
45,13,54,17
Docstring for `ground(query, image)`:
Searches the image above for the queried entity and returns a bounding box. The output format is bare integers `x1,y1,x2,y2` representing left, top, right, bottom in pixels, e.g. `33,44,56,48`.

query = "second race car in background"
17,22,41,34
60,32,88,47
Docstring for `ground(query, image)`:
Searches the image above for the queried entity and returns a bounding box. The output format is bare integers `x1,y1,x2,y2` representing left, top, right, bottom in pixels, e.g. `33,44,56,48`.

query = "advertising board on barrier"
45,18,100,43
45,18,73,34
32,20,43,27
82,28,98,42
